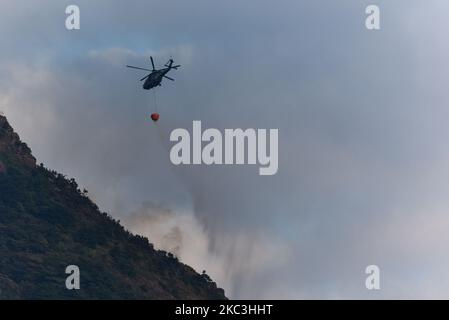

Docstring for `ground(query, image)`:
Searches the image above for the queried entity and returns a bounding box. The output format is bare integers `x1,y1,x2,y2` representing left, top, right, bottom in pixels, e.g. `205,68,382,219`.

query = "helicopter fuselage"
143,68,171,90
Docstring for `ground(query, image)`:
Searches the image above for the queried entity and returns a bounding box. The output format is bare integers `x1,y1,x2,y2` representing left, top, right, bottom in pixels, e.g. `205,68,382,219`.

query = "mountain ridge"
0,115,226,299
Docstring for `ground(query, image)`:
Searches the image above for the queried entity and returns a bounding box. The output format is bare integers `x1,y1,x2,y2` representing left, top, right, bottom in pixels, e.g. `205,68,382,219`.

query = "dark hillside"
0,115,226,299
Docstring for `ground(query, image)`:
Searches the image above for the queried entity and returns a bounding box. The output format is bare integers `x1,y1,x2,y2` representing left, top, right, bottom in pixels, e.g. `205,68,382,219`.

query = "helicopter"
126,56,181,90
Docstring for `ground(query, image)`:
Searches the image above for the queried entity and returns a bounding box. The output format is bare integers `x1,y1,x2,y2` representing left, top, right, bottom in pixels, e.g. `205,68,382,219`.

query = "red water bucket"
150,113,160,122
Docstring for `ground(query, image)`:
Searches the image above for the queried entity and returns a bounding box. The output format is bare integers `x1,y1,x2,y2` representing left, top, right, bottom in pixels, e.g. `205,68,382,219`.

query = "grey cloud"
1,0,449,298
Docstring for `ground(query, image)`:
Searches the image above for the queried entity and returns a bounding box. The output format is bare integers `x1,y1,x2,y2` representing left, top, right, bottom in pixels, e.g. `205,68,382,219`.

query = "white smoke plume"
122,202,292,298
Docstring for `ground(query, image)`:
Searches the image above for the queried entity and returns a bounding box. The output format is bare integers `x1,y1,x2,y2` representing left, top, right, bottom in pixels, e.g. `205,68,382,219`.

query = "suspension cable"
152,89,158,113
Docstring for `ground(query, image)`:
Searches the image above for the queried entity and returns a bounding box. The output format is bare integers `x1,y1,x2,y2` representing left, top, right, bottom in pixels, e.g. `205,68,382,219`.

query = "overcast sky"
2,0,449,298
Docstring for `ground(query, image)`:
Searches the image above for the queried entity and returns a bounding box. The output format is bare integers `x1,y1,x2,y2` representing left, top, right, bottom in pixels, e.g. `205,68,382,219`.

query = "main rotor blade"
164,75,175,81
127,65,152,72
150,56,155,70
171,65,181,70
140,74,151,81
